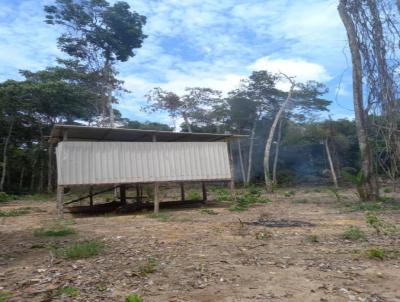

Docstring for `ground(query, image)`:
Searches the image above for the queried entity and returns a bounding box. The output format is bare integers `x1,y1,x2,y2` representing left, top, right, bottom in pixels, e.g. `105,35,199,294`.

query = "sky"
0,0,356,126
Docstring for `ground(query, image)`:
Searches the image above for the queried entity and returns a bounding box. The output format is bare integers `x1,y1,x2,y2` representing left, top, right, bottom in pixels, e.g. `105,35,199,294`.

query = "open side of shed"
50,125,246,217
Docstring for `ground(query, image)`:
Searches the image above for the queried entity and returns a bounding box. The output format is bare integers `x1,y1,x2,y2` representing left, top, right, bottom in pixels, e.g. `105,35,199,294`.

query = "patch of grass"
214,188,230,202
125,294,143,302
293,198,308,204
200,208,218,215
0,192,17,203
20,193,54,201
342,226,366,241
0,207,34,217
313,188,323,193
366,248,386,260
63,219,77,225
59,286,80,297
148,212,170,222
229,189,271,212
284,190,296,197
187,191,201,200
306,234,319,243
138,257,157,276
34,225,77,237
0,291,10,302
61,240,104,260
365,212,397,235
328,187,342,203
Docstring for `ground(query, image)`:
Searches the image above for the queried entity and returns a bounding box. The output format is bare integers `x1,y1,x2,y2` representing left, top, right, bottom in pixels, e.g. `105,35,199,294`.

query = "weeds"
255,231,271,240
284,190,296,197
342,226,366,241
187,191,201,200
306,234,319,243
200,208,218,215
60,240,104,259
0,207,34,217
215,188,230,202
34,224,77,237
365,247,400,260
95,283,107,292
59,286,80,297
230,188,271,212
125,294,143,302
138,257,157,276
328,187,342,203
0,192,17,203
0,291,10,302
365,212,397,235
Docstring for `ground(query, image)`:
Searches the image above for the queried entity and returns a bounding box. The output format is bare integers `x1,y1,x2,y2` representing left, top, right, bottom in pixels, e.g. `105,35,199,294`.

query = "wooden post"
136,184,141,204
227,140,235,197
180,183,185,201
202,182,207,201
57,185,64,219
120,184,127,205
154,183,160,213
89,186,93,206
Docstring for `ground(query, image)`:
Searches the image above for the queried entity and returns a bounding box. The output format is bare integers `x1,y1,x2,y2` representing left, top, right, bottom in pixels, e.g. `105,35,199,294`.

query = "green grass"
20,193,54,201
229,190,271,212
306,234,319,243
200,208,218,215
125,294,143,302
214,188,230,202
342,226,366,241
0,192,17,203
59,286,80,297
61,240,104,260
34,225,77,237
187,191,201,200
148,212,170,221
284,190,296,197
0,291,10,302
365,212,398,235
383,187,392,193
138,257,157,276
0,207,34,217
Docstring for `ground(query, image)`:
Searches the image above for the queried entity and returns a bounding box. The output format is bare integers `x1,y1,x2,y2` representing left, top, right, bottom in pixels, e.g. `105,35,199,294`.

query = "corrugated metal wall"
56,141,231,186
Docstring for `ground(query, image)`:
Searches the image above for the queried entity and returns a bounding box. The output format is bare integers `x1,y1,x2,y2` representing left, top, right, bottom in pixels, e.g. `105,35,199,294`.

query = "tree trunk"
237,140,246,186
47,143,54,193
264,81,295,192
19,167,25,192
272,118,283,186
0,118,14,192
182,113,192,133
37,127,44,192
324,138,338,188
338,1,379,200
246,120,256,185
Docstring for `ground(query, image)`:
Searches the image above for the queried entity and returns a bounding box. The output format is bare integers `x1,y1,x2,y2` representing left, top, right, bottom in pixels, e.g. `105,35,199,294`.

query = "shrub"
138,257,157,276
366,248,386,260
59,286,80,297
383,187,392,193
306,234,319,243
125,294,143,302
215,188,230,202
342,226,366,241
365,212,397,235
61,240,104,259
229,191,271,212
34,225,77,237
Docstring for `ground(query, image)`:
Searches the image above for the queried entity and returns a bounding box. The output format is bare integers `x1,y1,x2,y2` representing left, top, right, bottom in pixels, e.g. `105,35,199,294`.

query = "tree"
45,0,147,126
144,87,222,132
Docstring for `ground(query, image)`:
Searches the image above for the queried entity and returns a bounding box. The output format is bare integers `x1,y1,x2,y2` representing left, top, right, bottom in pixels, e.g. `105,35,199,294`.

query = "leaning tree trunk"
324,138,338,188
237,139,246,186
246,120,257,185
272,118,283,186
264,81,295,192
0,118,14,192
338,1,379,200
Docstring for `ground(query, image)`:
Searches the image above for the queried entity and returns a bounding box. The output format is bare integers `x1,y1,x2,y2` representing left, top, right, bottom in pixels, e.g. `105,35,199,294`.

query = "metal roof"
50,124,247,143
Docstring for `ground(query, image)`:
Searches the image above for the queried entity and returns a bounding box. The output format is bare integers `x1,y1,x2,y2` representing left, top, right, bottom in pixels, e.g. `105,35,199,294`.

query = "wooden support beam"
227,140,235,198
64,186,118,205
89,186,93,206
120,184,127,205
202,182,207,201
154,183,160,213
180,183,185,201
57,185,64,219
136,184,142,203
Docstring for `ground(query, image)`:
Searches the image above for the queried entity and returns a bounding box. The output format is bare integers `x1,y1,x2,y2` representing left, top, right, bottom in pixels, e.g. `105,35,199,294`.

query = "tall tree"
45,0,147,126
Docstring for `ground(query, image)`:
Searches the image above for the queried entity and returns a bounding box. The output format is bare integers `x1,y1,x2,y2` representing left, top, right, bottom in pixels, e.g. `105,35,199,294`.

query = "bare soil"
1,187,400,302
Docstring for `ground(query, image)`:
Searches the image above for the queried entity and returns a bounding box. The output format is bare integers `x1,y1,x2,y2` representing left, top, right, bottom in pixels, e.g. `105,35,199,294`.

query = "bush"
365,212,397,235
0,192,17,203
61,240,104,259
187,191,201,201
342,226,366,241
125,294,143,302
229,189,271,212
366,248,386,260
215,188,230,202
383,187,392,193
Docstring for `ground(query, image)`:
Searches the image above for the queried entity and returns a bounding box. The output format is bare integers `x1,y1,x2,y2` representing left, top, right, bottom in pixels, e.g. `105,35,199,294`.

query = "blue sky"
0,0,355,126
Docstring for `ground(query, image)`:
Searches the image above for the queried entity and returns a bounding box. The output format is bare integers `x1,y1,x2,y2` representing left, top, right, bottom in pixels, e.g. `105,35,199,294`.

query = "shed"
50,125,245,217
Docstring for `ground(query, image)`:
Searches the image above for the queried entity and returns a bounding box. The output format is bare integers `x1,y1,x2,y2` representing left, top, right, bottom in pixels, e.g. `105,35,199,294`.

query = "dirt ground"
1,187,400,302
